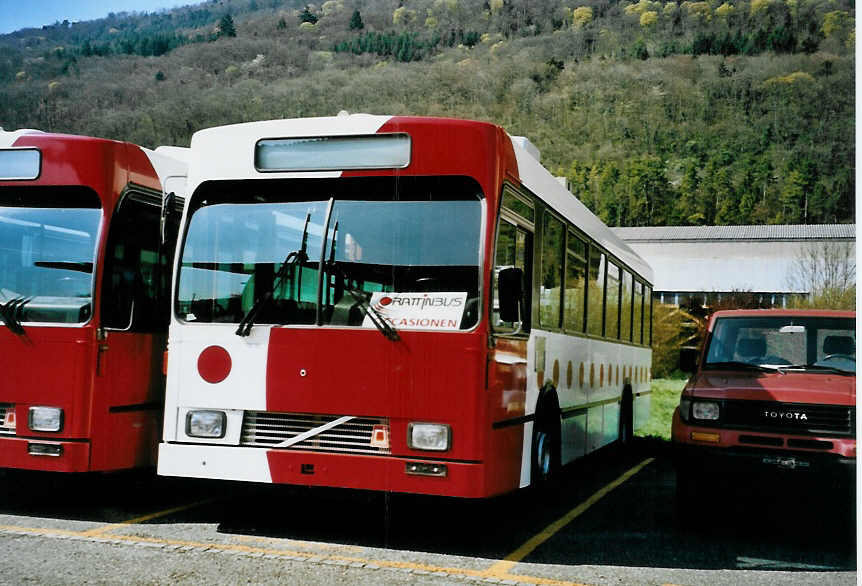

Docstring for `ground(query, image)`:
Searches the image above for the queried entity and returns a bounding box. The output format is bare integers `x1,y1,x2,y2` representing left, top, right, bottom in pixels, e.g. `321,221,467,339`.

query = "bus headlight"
186,410,227,439
28,407,63,432
692,401,720,421
407,422,451,451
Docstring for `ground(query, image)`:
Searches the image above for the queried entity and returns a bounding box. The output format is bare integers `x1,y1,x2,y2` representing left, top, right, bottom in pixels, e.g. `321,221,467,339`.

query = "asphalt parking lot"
0,439,855,585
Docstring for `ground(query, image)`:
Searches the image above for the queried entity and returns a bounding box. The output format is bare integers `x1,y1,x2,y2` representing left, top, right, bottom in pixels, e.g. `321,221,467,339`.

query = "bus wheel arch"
531,384,561,487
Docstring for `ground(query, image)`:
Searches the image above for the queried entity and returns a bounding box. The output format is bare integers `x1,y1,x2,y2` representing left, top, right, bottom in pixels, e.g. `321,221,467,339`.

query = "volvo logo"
763,410,808,421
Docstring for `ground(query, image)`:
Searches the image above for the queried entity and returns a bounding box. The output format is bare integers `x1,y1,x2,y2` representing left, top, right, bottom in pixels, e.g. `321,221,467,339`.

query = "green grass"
637,378,687,441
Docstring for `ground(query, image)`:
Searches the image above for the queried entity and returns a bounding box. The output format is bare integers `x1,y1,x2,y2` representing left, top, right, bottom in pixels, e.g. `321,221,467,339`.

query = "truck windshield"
177,176,483,331
0,187,101,326
705,315,856,374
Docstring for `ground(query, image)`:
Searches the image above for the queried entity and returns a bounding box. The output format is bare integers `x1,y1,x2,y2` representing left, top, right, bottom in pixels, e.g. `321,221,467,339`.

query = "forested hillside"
0,0,854,226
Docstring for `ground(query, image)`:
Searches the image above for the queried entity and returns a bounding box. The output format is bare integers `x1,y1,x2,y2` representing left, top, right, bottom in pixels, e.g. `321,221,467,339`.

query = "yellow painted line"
80,498,217,537
0,524,82,537
234,534,363,553
0,522,585,585
485,457,656,578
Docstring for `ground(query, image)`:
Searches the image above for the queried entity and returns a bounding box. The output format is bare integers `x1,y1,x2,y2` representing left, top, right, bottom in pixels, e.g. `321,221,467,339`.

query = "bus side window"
493,219,531,333
564,231,586,333
605,261,621,339
587,246,605,337
634,280,644,344
539,211,564,329
101,194,162,332
621,270,633,342
645,285,653,345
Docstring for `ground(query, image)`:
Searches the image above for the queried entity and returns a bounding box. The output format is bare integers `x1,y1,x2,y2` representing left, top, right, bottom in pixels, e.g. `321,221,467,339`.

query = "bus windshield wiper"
236,213,311,337
33,261,94,273
344,285,400,342
318,215,399,343
324,256,400,342
0,296,30,335
703,361,779,372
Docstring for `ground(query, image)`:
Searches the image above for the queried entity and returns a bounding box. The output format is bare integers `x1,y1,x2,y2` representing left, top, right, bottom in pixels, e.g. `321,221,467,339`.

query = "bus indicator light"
370,424,390,449
5,411,15,429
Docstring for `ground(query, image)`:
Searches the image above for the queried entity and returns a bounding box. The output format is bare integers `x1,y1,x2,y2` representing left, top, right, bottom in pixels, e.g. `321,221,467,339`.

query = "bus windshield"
177,176,483,331
705,315,856,374
0,187,101,326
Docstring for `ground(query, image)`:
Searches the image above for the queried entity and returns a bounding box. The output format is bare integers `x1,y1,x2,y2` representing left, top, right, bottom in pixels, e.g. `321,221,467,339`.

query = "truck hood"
685,369,856,406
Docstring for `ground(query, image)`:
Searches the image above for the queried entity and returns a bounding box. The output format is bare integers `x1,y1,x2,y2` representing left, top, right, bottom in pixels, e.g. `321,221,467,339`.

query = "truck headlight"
407,422,451,451
28,407,63,432
692,401,720,421
186,410,226,438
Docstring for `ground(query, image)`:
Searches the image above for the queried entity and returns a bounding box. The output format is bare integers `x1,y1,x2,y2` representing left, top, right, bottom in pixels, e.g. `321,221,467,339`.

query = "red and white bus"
0,129,186,473
157,114,653,497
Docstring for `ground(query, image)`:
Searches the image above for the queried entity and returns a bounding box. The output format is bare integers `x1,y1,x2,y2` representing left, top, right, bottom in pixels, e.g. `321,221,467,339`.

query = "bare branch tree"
787,240,856,309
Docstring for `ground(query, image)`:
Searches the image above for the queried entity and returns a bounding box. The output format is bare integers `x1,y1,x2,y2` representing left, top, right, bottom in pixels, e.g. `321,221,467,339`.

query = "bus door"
94,189,171,470
490,204,533,490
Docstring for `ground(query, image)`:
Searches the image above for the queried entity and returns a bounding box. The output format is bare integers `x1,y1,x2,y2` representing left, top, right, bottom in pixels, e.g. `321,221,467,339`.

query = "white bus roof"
187,114,652,283
0,128,44,148
509,136,653,283
145,146,189,198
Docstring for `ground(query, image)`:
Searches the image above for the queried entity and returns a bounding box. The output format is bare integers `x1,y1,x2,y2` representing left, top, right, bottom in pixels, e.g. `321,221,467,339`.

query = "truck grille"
722,400,854,437
240,412,391,455
0,404,14,436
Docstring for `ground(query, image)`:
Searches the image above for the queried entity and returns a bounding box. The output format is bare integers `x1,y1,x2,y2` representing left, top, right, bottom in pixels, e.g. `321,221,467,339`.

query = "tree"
349,9,364,30
218,14,237,38
299,6,318,25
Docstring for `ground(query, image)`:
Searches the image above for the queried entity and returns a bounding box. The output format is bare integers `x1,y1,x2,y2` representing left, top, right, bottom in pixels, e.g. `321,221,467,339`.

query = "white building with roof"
610,224,856,307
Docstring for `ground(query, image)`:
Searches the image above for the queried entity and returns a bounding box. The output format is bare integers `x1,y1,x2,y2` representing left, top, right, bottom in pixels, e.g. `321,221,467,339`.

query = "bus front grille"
240,412,391,455
0,404,14,435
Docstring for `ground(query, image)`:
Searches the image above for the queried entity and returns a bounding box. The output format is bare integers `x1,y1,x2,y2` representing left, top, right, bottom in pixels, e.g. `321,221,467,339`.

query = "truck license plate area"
762,456,810,470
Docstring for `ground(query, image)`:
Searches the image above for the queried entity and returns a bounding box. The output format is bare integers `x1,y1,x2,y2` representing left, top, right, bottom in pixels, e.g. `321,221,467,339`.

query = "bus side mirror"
498,267,523,324
680,347,699,373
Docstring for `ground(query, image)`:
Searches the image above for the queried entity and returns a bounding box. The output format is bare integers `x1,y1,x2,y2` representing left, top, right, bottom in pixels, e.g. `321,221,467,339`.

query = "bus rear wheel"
618,386,634,449
531,412,560,488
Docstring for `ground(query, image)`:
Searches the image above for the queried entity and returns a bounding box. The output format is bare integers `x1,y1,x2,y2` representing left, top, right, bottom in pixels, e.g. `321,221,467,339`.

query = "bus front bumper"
158,442,491,498
0,436,90,472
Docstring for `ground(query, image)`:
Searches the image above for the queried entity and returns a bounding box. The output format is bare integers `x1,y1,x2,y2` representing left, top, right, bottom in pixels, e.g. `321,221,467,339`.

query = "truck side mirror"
498,267,523,324
680,346,699,373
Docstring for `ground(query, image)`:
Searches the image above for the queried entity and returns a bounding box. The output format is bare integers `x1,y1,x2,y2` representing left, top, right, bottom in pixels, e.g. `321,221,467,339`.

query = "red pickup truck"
673,309,855,499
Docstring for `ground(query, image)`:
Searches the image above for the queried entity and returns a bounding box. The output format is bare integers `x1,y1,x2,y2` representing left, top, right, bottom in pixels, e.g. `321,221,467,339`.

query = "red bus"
157,115,653,497
0,129,186,473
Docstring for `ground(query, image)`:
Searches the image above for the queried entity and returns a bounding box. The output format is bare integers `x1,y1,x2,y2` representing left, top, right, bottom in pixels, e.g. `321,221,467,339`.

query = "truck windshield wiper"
236,213,311,337
0,296,30,335
776,363,855,375
703,361,779,372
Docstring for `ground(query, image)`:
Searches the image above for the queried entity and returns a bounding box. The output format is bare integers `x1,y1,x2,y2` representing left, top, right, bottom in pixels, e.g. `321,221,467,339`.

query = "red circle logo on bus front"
379,296,393,306
198,345,232,384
